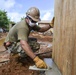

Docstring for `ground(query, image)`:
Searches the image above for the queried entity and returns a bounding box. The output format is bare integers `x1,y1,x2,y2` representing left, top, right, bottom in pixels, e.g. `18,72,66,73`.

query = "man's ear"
25,18,29,24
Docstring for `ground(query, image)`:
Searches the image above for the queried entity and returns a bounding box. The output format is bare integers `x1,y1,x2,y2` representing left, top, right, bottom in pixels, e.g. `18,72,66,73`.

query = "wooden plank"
53,0,76,75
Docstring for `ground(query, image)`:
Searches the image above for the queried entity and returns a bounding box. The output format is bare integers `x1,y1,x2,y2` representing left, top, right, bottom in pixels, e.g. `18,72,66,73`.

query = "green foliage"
0,10,9,28
10,21,16,25
21,17,25,21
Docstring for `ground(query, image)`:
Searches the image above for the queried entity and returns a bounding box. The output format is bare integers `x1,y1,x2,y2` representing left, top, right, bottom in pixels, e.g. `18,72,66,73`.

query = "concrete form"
44,58,62,75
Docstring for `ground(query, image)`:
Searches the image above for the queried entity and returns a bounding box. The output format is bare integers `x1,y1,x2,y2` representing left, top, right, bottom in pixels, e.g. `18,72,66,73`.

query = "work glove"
33,56,47,68
50,17,55,28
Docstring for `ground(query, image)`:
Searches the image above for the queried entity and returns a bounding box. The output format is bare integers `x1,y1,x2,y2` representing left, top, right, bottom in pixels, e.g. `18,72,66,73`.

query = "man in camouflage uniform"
4,7,54,69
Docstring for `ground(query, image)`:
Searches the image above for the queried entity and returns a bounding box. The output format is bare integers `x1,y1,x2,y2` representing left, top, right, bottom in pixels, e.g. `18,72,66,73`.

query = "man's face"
29,18,37,23
28,17,37,27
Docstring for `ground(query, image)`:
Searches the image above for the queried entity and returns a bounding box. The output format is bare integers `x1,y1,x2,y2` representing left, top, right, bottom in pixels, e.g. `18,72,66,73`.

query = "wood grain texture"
53,0,76,75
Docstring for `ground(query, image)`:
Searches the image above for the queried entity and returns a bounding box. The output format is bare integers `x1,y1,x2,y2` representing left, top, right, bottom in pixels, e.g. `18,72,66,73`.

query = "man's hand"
33,56,47,68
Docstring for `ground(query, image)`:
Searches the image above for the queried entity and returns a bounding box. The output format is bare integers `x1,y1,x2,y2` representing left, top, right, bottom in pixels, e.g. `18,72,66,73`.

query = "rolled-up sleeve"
32,25,41,31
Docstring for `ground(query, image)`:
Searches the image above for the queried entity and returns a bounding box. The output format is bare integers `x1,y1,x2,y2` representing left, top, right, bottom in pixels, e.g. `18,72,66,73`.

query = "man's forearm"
39,24,51,32
20,40,36,59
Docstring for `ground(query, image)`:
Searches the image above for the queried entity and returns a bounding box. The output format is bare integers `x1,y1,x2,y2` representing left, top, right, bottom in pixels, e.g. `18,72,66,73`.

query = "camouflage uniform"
7,38,40,57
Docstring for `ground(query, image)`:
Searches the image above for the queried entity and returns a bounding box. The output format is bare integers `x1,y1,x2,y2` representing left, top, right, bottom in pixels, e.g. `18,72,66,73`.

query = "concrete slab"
44,58,62,75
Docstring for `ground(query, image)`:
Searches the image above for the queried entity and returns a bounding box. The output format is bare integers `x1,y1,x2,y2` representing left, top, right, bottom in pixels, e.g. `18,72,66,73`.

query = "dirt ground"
0,32,53,75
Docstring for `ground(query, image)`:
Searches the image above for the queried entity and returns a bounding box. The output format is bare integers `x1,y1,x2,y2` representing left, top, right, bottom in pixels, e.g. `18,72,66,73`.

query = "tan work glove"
50,17,55,27
33,56,47,68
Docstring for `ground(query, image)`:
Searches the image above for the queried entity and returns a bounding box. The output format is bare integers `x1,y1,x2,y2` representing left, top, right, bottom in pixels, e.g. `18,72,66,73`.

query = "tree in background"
10,21,16,26
21,17,25,21
0,10,9,29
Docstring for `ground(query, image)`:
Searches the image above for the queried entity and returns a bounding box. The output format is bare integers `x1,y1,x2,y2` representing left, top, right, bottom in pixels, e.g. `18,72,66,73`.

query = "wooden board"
53,0,76,75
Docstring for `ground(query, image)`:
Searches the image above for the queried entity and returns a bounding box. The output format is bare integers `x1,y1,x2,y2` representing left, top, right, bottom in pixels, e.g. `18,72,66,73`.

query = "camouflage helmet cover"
26,7,40,22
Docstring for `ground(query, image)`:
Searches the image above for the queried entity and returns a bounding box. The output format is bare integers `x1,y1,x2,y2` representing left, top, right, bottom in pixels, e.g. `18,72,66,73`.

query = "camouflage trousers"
7,38,40,57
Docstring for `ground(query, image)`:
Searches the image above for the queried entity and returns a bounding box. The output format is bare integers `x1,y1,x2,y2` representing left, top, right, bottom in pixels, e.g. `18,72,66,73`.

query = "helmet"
26,7,40,22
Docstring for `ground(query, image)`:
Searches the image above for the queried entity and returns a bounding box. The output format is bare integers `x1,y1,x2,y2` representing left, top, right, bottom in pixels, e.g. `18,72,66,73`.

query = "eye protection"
27,16,37,23
29,17,37,23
